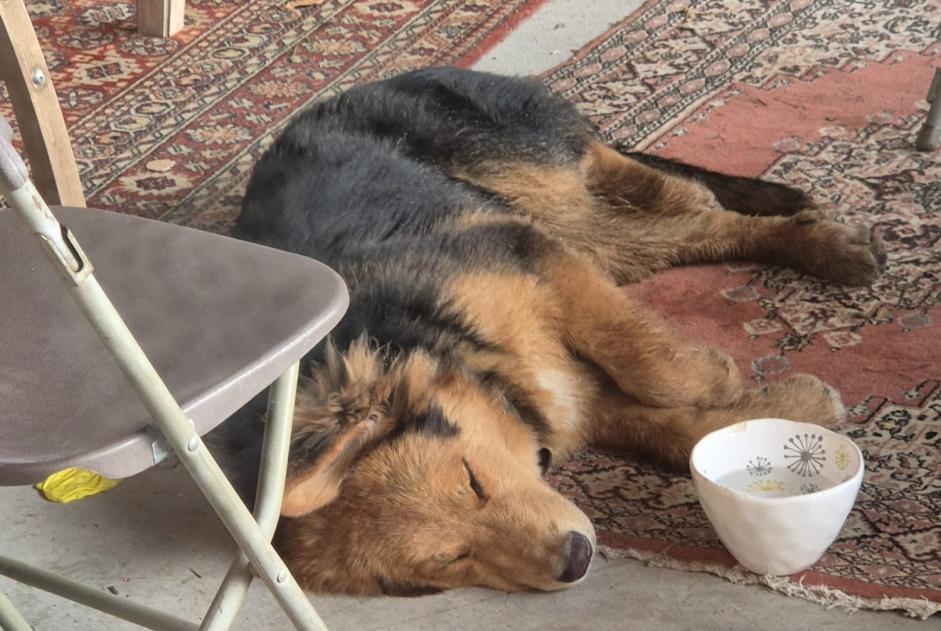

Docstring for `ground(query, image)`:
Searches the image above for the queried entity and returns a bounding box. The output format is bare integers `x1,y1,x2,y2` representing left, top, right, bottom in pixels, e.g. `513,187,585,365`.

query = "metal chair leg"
200,363,300,631
916,68,941,152
0,558,196,631
0,590,32,631
0,365,318,631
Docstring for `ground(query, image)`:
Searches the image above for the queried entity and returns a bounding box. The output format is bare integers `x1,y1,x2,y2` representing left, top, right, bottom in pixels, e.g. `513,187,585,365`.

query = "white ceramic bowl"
690,418,864,575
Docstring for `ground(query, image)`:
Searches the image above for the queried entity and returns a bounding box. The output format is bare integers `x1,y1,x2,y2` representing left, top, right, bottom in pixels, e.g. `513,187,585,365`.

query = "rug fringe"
599,545,940,620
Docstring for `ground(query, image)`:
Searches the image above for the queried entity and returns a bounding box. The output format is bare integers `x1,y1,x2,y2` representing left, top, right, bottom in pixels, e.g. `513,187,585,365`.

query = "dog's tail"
613,142,814,217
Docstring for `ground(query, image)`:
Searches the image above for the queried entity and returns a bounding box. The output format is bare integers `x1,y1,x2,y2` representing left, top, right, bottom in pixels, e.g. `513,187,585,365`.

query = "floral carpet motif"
6,0,544,226
545,0,940,617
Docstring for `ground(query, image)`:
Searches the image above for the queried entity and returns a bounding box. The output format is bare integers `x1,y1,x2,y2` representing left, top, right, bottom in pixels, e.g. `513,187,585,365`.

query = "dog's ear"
281,338,397,517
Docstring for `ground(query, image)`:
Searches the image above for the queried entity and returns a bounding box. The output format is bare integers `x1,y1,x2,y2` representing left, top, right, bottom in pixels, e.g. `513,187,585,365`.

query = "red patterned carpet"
6,0,544,226
544,0,940,618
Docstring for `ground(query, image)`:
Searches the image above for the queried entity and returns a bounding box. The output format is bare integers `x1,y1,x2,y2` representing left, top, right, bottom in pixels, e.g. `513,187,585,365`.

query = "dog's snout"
558,531,593,583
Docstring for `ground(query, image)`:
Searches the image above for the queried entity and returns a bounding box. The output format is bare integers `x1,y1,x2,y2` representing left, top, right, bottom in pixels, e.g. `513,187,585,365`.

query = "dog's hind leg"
579,143,887,285
589,374,845,469
610,142,814,217
452,146,885,285
539,250,744,409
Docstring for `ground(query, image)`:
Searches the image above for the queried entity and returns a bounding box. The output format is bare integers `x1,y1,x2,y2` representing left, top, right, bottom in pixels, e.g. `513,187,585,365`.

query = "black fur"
237,71,577,366
616,144,814,216
388,403,460,442
477,370,551,439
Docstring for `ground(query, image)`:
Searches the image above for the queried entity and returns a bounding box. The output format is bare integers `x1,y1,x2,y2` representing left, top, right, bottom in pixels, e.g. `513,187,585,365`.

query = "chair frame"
0,127,329,631
138,0,186,38
915,67,940,152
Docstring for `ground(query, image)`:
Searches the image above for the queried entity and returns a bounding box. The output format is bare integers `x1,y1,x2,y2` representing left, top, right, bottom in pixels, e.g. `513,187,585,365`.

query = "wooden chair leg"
138,0,185,38
0,0,85,207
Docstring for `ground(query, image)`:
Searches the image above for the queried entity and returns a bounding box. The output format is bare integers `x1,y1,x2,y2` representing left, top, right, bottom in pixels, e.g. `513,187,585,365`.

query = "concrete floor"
0,465,928,630
0,1,934,629
473,0,636,76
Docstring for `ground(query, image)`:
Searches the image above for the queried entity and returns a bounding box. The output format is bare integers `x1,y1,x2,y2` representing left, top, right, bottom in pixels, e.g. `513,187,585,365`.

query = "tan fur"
282,339,400,516
275,139,883,595
590,374,846,468
277,348,594,594
452,143,884,285
442,270,596,457
535,248,744,409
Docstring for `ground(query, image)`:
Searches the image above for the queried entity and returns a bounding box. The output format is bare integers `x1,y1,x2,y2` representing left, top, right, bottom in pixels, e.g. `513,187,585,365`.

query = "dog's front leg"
539,250,743,409
588,375,845,469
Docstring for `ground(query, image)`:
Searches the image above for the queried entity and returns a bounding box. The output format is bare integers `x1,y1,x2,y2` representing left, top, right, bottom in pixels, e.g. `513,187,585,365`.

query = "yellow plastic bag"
34,467,119,503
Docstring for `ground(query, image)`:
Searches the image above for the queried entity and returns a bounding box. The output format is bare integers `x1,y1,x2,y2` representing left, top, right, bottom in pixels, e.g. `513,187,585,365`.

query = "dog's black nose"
559,531,593,583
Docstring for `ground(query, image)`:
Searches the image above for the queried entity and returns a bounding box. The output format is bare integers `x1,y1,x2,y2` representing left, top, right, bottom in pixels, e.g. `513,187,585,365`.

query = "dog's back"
237,69,591,360
236,68,591,259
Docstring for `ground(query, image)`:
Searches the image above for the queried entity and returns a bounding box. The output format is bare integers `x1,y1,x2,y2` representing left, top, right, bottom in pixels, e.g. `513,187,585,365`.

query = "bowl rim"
689,417,865,505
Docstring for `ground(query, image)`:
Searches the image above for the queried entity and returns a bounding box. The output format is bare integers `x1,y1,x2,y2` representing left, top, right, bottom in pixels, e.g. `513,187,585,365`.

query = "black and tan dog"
235,67,885,596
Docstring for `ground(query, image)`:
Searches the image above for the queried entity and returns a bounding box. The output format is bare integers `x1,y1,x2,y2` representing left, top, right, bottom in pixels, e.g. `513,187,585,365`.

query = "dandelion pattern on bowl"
800,483,820,495
747,456,772,477
746,479,785,493
784,433,826,477
834,444,850,472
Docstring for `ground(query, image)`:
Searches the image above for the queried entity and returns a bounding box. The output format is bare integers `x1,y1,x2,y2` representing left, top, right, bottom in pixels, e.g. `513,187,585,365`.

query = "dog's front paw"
749,373,845,426
640,346,743,409
628,344,743,409
686,346,744,408
790,212,887,286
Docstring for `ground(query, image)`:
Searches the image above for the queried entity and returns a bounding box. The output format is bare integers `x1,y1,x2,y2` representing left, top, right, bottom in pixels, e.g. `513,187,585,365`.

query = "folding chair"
0,110,346,629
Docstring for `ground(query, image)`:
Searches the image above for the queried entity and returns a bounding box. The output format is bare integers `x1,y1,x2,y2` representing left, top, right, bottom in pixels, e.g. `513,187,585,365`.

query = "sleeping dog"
235,67,885,595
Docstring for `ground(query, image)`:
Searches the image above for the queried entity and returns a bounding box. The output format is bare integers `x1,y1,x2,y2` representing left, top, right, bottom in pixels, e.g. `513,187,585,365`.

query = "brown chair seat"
0,206,348,485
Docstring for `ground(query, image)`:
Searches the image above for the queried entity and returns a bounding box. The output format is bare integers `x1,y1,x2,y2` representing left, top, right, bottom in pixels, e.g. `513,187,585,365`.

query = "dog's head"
275,338,596,595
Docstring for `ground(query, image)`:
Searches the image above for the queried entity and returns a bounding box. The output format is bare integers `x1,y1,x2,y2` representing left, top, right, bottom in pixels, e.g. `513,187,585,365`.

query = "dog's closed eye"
463,458,487,501
432,549,472,565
